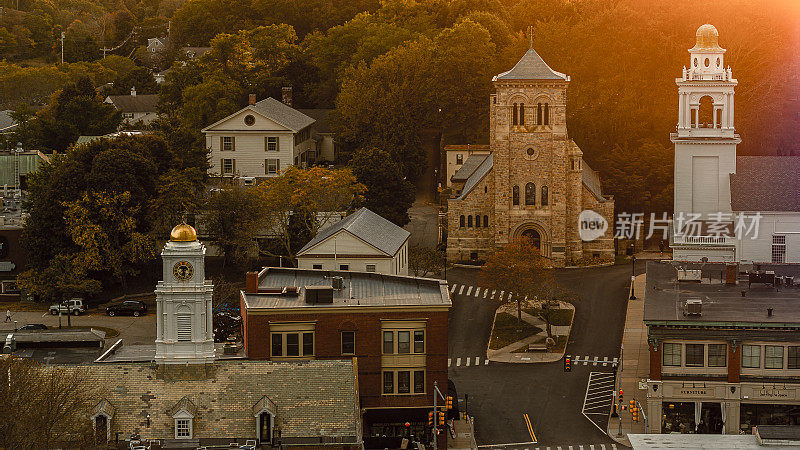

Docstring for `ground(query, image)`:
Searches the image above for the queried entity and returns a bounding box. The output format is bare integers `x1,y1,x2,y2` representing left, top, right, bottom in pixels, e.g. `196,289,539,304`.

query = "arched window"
483,215,489,227
459,215,465,228
698,96,713,128
537,103,543,125
525,183,536,206
544,103,550,125
512,185,520,206
467,215,473,227
541,186,548,206
519,103,525,125
475,214,481,227
512,103,518,125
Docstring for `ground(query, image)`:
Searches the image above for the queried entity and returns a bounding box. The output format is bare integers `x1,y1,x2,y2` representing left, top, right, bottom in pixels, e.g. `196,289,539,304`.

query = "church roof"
493,48,569,81
582,160,604,199
730,156,800,212
452,154,489,182
456,153,494,200
297,207,410,257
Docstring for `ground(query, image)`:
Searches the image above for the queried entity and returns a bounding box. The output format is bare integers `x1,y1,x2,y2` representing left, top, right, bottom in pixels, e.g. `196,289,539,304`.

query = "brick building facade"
447,46,614,266
240,267,451,446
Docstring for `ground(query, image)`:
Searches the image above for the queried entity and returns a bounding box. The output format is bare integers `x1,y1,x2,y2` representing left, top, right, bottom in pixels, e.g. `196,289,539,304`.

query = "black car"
106,300,147,317
18,323,47,331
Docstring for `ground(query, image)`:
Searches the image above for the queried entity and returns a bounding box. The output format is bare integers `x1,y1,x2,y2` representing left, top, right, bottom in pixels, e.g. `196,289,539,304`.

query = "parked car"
106,300,147,317
18,323,47,331
49,298,86,315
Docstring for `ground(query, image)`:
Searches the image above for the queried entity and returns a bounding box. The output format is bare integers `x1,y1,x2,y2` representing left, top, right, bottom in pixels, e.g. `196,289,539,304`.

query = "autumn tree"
201,183,268,270
349,147,415,226
409,245,444,277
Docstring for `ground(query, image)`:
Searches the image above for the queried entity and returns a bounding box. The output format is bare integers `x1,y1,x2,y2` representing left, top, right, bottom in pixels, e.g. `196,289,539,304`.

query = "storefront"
661,401,723,434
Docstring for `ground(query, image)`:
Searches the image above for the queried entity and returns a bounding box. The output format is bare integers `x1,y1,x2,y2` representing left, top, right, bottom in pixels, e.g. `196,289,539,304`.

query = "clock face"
173,261,194,281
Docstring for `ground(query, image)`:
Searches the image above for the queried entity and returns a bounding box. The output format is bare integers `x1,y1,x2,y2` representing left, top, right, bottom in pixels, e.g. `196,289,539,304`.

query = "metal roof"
731,156,800,212
0,150,49,187
452,154,489,182
0,110,18,132
242,267,451,309
581,160,604,199
252,97,315,132
297,207,410,256
493,48,569,81
455,153,493,200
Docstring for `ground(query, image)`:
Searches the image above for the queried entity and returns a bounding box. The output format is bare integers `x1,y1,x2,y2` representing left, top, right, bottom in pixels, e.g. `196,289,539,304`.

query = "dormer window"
170,398,197,440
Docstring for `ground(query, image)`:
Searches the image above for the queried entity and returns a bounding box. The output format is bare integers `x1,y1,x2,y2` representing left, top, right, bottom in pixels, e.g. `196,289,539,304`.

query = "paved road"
447,261,643,446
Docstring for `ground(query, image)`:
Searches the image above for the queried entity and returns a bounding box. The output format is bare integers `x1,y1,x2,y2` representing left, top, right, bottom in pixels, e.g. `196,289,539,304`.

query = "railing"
673,234,736,246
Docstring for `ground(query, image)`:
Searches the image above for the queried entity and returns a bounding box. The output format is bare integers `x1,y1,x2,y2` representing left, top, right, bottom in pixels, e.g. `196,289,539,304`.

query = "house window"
685,344,704,367
271,333,282,356
772,235,786,263
286,333,299,356
312,264,322,270
382,327,425,354
765,345,784,369
175,418,192,439
383,371,394,394
270,325,315,358
512,185,519,206
266,158,280,175
383,331,394,354
662,343,681,366
398,331,410,354
122,112,134,119
176,309,192,342
708,344,727,367
341,331,355,355
788,347,800,369
519,103,525,125
414,330,425,353
222,136,235,151
459,215,465,227
413,370,425,393
456,154,463,165
742,344,761,368
266,136,279,152
512,103,518,125
366,264,376,272
525,183,536,206
383,370,425,395
221,158,234,175
541,186,548,206
339,264,349,270
483,215,489,227
302,332,314,356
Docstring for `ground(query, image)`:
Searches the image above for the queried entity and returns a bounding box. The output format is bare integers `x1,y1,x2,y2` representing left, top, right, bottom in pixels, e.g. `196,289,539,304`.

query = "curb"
452,263,483,269
564,262,615,269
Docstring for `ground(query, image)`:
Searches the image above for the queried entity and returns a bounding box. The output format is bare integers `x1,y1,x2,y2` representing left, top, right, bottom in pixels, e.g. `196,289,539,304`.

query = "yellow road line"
523,413,537,443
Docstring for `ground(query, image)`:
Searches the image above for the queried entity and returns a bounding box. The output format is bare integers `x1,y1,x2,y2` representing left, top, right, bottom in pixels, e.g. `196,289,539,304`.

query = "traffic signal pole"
431,381,448,449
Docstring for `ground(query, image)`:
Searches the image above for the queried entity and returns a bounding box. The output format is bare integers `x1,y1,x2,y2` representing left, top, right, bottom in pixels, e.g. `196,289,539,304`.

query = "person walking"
5,309,10,322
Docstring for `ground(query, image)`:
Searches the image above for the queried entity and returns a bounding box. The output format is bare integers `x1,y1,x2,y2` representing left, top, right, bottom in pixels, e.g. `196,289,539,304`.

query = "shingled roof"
493,48,569,81
105,94,159,113
730,156,800,212
297,207,410,256
76,360,360,443
455,153,493,200
252,97,315,132
452,154,489,182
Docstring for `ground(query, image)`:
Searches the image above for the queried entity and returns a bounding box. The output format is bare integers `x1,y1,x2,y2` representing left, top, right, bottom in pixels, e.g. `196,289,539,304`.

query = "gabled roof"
731,156,800,212
0,110,18,132
456,153,493,200
203,97,316,133
452,154,489,182
297,108,332,134
297,207,410,257
105,94,158,113
494,48,569,81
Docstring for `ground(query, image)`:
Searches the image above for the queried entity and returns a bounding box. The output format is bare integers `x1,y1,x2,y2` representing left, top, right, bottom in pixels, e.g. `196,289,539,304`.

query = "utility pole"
60,31,65,65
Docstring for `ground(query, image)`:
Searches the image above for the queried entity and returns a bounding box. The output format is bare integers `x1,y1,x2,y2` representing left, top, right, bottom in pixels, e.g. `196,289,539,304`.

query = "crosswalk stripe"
593,356,599,366
456,357,461,366
450,284,457,293
485,358,490,365
458,285,465,295
499,290,505,300
602,356,609,366
474,287,481,296
613,357,618,363
491,290,496,299
466,286,473,296
475,356,480,365
579,446,584,450
600,445,606,450
590,446,595,450
448,358,452,367
466,357,471,367
484,289,489,298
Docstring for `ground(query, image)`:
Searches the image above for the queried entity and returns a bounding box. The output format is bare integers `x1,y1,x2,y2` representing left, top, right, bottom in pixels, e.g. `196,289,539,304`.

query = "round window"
716,57,721,67
704,58,710,68
526,148,535,156
693,58,698,67
244,114,255,126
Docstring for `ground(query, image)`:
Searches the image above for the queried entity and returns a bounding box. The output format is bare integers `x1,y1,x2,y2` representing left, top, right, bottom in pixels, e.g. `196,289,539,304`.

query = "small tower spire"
528,25,533,49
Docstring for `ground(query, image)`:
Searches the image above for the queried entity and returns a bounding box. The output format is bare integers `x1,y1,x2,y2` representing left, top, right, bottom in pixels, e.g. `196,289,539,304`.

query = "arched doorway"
521,229,541,251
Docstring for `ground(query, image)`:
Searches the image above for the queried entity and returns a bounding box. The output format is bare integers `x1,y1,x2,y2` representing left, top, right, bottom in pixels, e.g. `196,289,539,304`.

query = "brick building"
447,45,614,266
240,267,451,446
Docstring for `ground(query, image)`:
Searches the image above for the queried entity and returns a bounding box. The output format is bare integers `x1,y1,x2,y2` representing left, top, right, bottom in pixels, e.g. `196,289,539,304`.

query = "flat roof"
644,260,800,326
242,267,451,310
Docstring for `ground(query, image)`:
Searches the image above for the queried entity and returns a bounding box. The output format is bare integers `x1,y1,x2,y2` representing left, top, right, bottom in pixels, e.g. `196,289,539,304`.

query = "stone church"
447,45,615,267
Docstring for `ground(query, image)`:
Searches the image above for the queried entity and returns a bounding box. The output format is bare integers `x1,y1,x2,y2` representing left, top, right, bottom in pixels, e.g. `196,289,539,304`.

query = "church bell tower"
154,223,215,365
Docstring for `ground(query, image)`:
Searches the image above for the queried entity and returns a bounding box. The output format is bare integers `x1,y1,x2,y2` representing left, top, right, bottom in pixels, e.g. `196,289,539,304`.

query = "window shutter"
275,137,279,152
220,136,223,151
232,159,236,174
265,159,269,175
276,159,280,174
220,159,224,174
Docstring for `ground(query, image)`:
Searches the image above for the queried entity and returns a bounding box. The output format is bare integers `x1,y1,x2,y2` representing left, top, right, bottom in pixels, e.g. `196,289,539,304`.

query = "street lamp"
630,243,637,300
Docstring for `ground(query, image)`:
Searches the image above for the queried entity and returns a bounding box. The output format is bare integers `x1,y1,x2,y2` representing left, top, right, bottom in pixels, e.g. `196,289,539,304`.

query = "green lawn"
489,312,543,350
524,308,574,326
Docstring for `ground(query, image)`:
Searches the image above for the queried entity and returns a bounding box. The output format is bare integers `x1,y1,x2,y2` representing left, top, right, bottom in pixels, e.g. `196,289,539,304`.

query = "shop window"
663,343,681,366
341,331,355,355
789,346,800,369
765,345,784,369
685,344,704,367
708,344,727,367
742,344,761,368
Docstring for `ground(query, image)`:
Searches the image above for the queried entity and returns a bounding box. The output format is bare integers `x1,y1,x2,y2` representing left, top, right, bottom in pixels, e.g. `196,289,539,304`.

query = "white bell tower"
673,24,741,219
154,223,215,365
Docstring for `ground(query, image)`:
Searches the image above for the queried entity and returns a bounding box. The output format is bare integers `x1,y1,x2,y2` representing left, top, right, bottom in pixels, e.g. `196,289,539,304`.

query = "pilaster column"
728,341,740,383
649,339,662,380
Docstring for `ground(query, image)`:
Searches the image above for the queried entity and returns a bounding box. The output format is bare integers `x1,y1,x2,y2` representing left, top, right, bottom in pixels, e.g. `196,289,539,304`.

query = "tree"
17,253,102,304
349,147,415,226
409,245,444,277
0,358,97,449
480,237,576,337
109,66,158,95
201,183,268,270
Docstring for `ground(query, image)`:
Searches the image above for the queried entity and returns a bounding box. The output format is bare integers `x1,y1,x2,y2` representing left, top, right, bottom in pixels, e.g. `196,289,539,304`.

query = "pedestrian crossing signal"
428,411,434,426
446,395,453,410
438,410,445,425
564,357,571,372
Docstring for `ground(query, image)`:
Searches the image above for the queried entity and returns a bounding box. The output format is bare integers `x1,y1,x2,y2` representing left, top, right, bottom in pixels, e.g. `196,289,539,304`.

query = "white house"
671,24,800,264
444,144,490,188
147,37,169,53
104,87,159,125
202,94,332,181
296,208,410,275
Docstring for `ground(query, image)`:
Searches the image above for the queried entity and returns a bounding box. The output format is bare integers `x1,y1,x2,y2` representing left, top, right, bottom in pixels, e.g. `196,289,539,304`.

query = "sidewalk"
448,415,478,449
607,271,649,447
486,300,574,363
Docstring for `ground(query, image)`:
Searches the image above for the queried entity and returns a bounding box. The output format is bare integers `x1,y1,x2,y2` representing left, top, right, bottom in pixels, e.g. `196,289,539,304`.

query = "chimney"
248,93,256,106
130,86,137,97
245,271,259,293
281,86,292,107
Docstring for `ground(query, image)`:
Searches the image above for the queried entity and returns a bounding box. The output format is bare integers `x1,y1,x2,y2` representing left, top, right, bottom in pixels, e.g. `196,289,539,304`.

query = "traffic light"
428,411,434,426
564,357,571,372
446,395,453,410
632,403,639,422
629,400,635,410
618,389,624,403
438,410,446,425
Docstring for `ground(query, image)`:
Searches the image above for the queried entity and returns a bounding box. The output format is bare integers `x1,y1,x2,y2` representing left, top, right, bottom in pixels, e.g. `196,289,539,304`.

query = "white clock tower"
154,223,215,365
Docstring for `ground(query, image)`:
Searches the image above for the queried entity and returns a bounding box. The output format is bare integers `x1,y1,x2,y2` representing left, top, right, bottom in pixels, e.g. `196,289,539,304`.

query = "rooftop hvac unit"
686,298,702,316
332,276,344,290
678,269,702,281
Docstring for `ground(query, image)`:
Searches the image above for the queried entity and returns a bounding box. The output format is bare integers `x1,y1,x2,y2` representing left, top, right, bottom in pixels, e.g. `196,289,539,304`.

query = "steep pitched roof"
731,156,800,212
455,153,493,200
0,110,18,132
582,160,604,199
452,154,489,182
297,207,410,257
493,48,568,81
105,94,158,113
251,97,315,132
297,108,333,134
